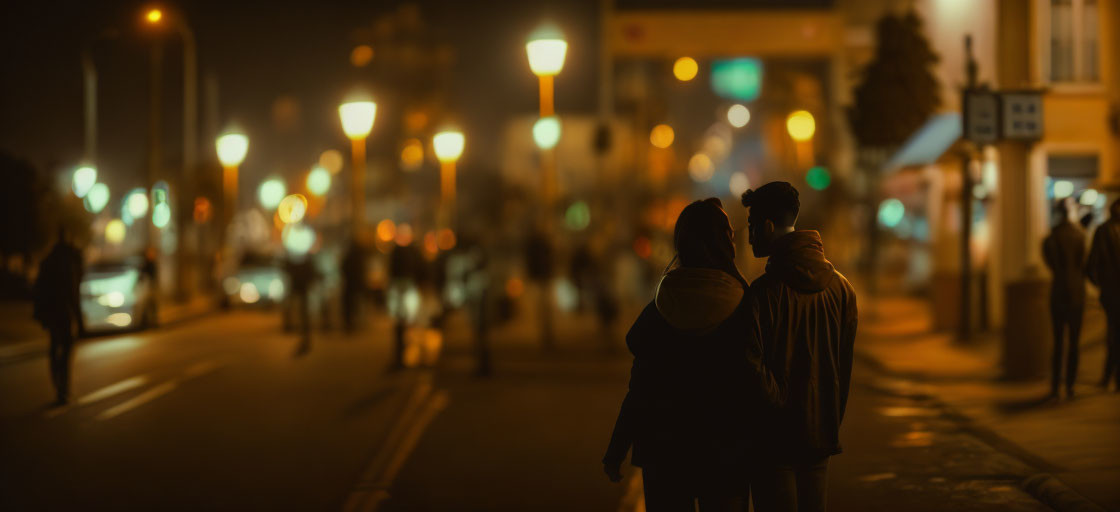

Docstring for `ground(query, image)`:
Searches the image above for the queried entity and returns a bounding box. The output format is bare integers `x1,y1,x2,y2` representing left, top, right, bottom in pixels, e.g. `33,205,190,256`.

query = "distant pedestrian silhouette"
32,229,84,405
1042,198,1086,400
603,198,782,512
286,254,317,357
1087,199,1120,391
341,240,366,333
741,182,857,512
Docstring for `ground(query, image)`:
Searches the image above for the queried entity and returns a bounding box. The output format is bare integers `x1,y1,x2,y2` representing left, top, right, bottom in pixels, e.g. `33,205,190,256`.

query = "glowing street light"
105,219,127,244
339,98,377,234
72,165,97,198
126,188,150,218
216,129,248,236
649,124,675,149
145,8,163,24
433,130,465,227
526,24,567,117
278,194,308,224
306,166,331,197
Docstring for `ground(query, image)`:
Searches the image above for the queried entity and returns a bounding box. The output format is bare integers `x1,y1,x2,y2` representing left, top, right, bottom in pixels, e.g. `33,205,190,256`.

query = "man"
1087,199,1120,391
1042,198,1086,399
741,182,857,512
340,239,366,333
286,253,317,357
33,229,84,405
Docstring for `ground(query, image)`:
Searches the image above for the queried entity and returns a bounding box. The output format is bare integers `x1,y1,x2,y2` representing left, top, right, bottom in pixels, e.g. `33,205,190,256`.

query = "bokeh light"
806,166,832,191
710,58,762,102
350,45,374,67
400,139,424,171
525,35,567,76
532,116,562,150
673,57,699,82
72,166,97,198
565,201,591,231
729,172,750,197
1053,180,1074,198
878,198,906,228
126,188,149,218
152,203,171,228
258,178,286,210
649,124,675,149
281,223,316,256
306,166,331,196
216,132,249,167
727,104,751,128
786,110,816,141
277,194,308,224
145,8,162,23
105,219,126,244
193,197,212,223
436,229,456,251
377,219,397,243
339,101,377,140
688,154,714,182
1080,188,1099,206
84,183,110,213
395,223,414,246
319,149,343,174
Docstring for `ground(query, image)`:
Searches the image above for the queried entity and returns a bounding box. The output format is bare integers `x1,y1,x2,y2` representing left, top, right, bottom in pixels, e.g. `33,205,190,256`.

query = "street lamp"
433,130,465,228
216,129,248,238
526,25,567,117
72,165,97,198
786,110,816,168
338,99,377,235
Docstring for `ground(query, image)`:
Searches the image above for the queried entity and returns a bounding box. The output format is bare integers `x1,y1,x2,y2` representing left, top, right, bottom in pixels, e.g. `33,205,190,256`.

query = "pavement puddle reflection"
877,406,940,418
891,430,934,447
860,472,898,483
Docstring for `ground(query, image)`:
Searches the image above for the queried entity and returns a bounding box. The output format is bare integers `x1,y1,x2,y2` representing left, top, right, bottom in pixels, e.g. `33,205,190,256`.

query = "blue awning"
882,113,962,173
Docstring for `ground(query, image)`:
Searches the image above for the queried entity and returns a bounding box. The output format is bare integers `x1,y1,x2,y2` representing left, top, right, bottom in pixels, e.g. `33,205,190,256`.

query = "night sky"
0,0,601,192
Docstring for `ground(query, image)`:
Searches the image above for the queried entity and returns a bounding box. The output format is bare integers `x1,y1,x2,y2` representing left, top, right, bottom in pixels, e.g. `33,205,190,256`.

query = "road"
0,308,1059,511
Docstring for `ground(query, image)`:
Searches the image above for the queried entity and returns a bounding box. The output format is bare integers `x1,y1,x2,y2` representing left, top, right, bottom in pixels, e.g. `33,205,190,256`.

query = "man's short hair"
741,181,800,227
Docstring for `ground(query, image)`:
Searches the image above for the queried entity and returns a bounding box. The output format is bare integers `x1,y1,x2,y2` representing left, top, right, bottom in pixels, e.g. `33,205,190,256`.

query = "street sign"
963,90,999,144
1001,92,1044,140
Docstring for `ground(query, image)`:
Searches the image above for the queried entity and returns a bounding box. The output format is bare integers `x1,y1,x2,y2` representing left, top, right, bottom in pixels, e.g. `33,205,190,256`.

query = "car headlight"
106,313,132,327
239,282,260,304
98,291,126,308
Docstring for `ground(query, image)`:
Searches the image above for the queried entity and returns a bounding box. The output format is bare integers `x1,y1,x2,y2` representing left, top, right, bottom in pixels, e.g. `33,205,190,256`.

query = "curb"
856,346,1108,512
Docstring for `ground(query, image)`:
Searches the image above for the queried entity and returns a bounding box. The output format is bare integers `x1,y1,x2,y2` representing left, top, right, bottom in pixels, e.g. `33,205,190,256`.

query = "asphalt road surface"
0,309,1057,511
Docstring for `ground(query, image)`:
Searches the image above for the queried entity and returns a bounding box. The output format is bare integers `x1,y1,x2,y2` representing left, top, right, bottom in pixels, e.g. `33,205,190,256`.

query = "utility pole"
958,35,978,342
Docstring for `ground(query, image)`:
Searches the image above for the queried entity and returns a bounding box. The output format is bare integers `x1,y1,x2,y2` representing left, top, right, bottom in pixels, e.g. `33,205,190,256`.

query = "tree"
847,10,941,148
846,10,941,290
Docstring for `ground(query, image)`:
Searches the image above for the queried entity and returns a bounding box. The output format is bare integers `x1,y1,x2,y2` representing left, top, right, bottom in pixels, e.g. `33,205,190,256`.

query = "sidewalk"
0,295,219,364
858,294,1120,512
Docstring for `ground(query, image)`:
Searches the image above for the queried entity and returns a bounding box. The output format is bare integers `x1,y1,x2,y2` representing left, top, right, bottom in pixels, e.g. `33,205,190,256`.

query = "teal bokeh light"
806,166,831,191
710,58,762,102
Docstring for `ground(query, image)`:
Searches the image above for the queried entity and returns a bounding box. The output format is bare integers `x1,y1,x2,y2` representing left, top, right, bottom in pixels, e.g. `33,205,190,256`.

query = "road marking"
96,380,178,421
45,375,150,418
343,373,449,512
184,359,225,378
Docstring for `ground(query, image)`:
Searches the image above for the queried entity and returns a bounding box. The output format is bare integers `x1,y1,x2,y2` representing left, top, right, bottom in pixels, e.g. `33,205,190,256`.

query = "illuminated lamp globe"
532,116,562,150
433,130,465,163
338,101,377,140
216,131,249,167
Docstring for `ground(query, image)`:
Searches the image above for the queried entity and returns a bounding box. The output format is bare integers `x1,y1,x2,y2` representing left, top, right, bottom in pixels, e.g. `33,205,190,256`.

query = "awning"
882,113,962,173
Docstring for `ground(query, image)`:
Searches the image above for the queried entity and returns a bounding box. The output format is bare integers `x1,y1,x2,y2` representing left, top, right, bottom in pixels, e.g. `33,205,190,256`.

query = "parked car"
222,252,287,308
80,258,157,333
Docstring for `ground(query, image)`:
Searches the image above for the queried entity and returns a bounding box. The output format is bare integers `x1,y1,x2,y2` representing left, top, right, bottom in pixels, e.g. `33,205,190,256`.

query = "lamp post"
215,129,248,245
432,130,465,229
526,25,567,117
338,100,377,236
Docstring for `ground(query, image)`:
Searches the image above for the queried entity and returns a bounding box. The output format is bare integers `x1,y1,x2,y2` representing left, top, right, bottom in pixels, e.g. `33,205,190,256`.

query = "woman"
602,198,783,511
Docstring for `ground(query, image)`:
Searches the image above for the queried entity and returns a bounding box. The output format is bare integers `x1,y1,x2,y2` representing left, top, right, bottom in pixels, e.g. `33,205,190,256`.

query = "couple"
603,182,857,512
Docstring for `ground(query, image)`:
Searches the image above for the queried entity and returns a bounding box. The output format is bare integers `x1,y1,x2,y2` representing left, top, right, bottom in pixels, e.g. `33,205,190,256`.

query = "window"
1044,0,1100,83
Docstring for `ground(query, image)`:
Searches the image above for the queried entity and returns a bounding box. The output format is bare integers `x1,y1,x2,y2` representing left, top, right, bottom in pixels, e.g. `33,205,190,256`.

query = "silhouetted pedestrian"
32,229,84,405
603,198,782,511
388,242,423,370
741,182,857,512
286,254,317,357
525,229,555,350
1043,198,1086,399
1088,198,1120,391
341,240,366,333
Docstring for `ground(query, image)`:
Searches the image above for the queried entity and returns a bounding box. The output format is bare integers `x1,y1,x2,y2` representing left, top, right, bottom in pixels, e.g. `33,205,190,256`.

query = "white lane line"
343,374,448,512
96,380,178,421
45,375,151,419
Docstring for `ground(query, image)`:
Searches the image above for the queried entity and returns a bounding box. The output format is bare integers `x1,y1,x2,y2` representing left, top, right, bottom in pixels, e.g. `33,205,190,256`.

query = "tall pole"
81,49,97,163
148,41,163,255
177,23,197,299
440,161,456,229
351,136,366,236
959,35,978,342
222,164,238,244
